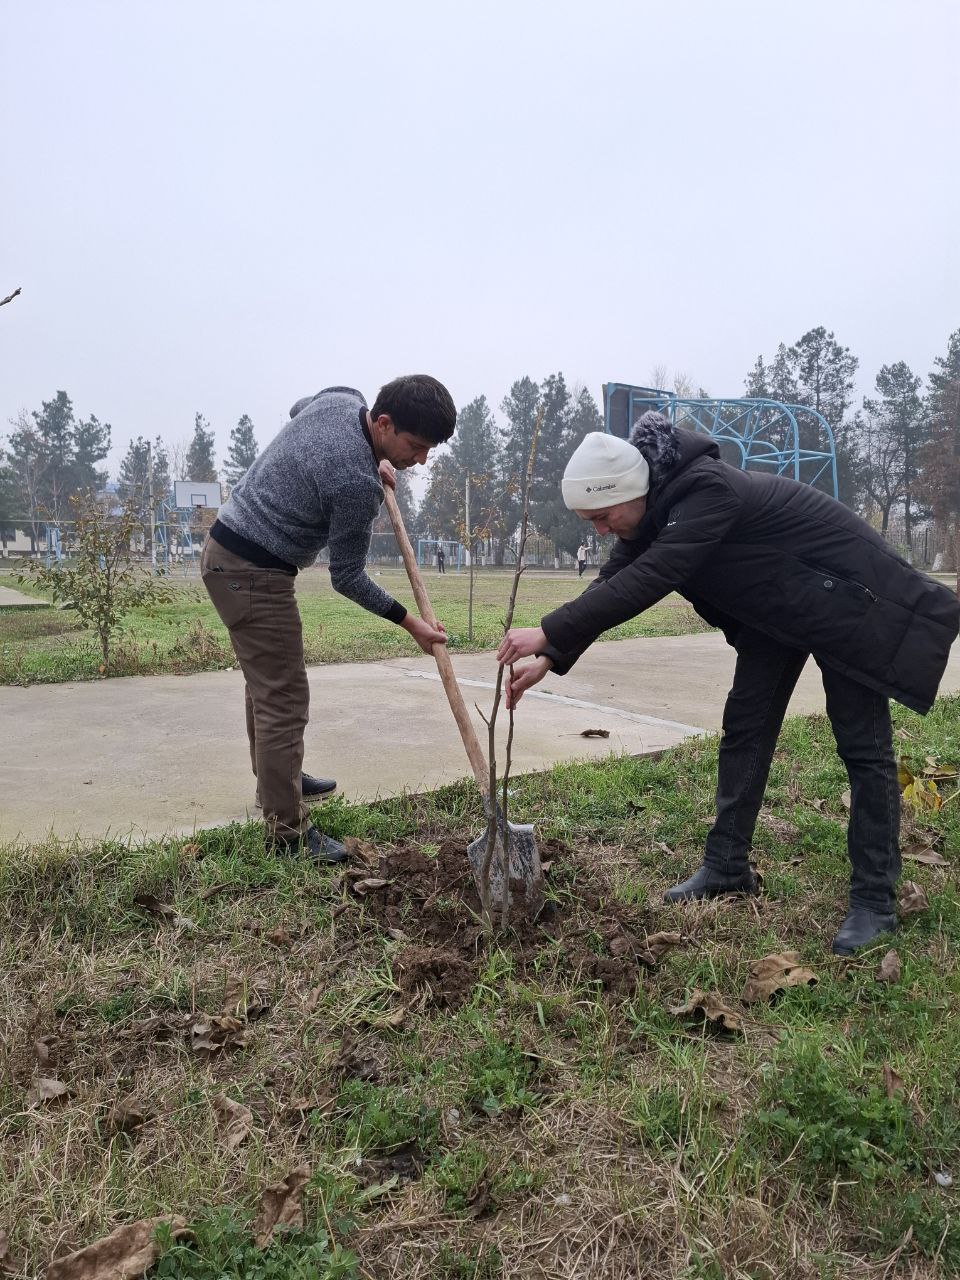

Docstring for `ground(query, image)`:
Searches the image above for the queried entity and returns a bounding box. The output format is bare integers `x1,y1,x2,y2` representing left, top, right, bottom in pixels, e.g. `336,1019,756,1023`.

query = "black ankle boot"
831,907,897,955
664,863,758,903
267,825,348,864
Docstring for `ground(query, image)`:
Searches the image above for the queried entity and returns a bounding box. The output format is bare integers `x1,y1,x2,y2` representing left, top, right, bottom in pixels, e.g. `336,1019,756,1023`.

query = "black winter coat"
541,431,959,714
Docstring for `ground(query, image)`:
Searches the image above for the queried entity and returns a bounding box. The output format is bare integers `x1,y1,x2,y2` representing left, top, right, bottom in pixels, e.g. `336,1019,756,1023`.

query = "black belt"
209,520,297,574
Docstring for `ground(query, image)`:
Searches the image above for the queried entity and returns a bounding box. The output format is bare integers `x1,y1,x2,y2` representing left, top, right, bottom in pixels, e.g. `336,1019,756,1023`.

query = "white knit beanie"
561,432,650,511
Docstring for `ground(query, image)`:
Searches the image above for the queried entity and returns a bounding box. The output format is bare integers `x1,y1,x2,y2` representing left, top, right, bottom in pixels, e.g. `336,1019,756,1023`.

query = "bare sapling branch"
0,287,21,307
479,405,543,928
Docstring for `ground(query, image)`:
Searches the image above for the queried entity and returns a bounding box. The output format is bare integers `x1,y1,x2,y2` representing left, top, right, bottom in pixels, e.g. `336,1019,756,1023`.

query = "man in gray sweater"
202,375,456,862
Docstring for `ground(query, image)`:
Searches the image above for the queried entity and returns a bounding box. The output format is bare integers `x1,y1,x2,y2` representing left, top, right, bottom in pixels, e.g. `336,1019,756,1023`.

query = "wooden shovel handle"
382,484,490,794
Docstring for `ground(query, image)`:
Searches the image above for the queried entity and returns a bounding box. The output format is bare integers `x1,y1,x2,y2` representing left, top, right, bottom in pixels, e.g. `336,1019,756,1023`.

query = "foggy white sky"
2,0,958,487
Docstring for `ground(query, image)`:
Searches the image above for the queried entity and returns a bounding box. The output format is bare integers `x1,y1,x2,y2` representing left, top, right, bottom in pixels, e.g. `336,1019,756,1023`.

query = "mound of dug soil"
341,837,683,1005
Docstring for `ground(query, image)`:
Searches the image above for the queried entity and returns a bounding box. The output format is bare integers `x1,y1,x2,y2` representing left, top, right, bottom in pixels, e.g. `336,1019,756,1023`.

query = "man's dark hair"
371,375,456,445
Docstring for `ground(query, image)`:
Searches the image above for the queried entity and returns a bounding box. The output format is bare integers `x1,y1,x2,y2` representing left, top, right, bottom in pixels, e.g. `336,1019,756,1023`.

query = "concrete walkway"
0,585,47,608
3,633,959,844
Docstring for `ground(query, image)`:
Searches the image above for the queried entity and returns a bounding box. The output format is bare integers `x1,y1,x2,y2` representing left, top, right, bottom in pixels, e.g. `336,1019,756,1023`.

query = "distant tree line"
0,403,260,548
2,325,958,576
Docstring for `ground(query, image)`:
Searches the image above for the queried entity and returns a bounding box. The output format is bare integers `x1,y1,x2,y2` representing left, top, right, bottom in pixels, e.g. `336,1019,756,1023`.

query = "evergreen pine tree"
185,413,218,481
224,414,258,486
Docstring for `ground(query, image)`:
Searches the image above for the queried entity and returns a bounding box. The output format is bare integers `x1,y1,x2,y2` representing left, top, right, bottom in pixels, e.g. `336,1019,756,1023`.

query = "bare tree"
165,438,190,482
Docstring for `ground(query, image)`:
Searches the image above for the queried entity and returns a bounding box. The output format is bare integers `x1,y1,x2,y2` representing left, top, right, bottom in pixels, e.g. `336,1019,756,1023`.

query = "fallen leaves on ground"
0,1229,18,1276
876,949,902,984
222,975,272,1021
741,952,818,1003
344,837,382,868
669,989,744,1033
282,1091,335,1122
898,881,929,916
103,1096,149,1136
898,761,945,812
638,930,685,965
33,1033,60,1065
903,846,949,867
883,1062,905,1100
189,1014,252,1055
330,1029,381,1082
213,1093,254,1150
252,1166,311,1247
264,925,294,948
361,1005,408,1030
46,1216,188,1280
348,875,392,897
131,893,196,930
26,1075,72,1106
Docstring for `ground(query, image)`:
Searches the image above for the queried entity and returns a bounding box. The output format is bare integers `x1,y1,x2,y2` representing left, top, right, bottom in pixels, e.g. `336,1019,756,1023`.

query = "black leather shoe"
664,863,758,903
831,907,897,956
302,773,337,800
267,825,348,864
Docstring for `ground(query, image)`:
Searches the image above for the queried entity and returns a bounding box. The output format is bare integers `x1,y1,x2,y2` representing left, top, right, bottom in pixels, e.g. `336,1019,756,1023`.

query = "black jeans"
704,628,901,912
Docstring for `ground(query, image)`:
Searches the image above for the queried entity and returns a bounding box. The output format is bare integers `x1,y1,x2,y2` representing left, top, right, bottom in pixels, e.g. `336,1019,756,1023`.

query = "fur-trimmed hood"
628,410,681,492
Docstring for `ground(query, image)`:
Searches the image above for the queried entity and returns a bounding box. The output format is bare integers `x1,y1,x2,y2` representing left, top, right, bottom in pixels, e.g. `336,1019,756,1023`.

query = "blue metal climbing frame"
603,384,838,499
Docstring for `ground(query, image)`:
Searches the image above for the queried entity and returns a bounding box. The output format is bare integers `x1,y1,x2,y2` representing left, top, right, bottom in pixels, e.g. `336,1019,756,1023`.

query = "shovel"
383,486,544,915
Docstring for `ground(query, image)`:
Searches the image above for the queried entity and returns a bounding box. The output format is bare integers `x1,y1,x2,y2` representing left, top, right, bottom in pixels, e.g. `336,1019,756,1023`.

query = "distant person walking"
577,543,588,577
437,544,446,574
202,377,456,863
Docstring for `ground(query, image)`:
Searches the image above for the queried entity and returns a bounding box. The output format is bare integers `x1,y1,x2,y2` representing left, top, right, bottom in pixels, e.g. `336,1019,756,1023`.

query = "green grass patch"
0,566,708,684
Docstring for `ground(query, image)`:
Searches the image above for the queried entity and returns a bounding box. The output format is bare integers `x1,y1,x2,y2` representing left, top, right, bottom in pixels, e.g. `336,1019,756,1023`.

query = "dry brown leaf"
362,1006,407,1030
46,1216,188,1280
284,1092,335,1120
265,926,293,948
104,1096,149,1136
841,789,852,810
27,1075,72,1106
669,989,744,1033
252,1165,311,1247
304,986,323,1013
876,949,902,984
213,1093,254,1151
883,1062,905,1100
0,1229,18,1276
638,930,684,965
132,893,177,919
741,952,818,1004
33,1034,59,1066
579,728,610,738
350,877,391,896
189,1015,251,1055
222,976,271,1021
898,880,929,916
903,847,948,867
343,837,381,867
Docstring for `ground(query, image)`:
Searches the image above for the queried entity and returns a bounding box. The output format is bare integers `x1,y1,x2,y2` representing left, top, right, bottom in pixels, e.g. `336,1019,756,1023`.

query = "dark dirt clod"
395,945,475,1008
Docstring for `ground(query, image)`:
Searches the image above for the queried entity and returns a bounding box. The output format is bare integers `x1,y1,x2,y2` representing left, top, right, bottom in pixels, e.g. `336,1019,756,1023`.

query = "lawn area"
2,698,959,1277
0,567,710,685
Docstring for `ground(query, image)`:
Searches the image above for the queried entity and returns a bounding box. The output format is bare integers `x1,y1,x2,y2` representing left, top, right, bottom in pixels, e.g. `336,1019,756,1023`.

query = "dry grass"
2,701,959,1277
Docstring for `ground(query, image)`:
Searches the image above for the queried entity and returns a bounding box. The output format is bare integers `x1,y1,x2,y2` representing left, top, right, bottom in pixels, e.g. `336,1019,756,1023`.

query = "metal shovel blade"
467,808,544,916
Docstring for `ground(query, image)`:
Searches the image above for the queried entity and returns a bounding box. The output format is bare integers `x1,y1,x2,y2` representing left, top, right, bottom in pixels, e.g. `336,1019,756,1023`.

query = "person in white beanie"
496,411,959,956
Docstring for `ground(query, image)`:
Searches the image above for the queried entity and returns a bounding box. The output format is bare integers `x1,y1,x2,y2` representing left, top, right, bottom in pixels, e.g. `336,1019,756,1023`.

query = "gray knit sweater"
217,387,401,618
